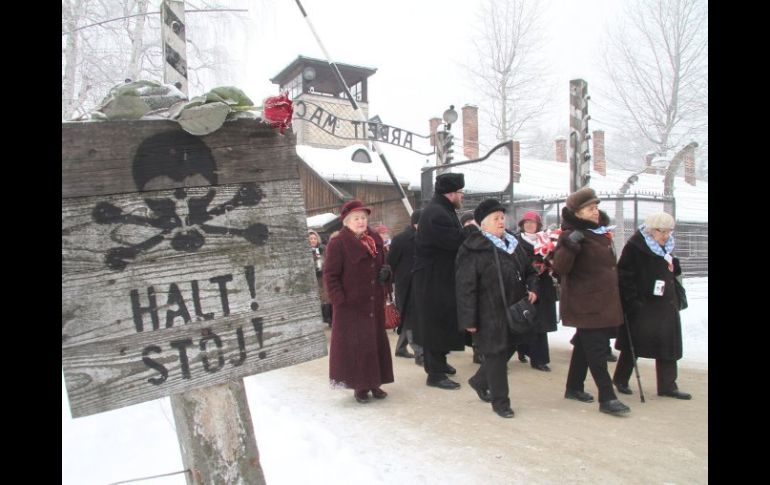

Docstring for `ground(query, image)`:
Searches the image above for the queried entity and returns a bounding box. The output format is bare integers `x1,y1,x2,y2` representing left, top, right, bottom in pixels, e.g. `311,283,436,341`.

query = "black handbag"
674,276,688,311
492,247,537,335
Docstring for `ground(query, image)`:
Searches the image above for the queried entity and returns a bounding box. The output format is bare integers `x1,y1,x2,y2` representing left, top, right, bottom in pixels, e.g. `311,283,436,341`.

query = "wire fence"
461,192,707,278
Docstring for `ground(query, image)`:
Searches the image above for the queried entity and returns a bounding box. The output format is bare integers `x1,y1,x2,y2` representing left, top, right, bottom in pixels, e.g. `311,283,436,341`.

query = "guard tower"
270,55,377,148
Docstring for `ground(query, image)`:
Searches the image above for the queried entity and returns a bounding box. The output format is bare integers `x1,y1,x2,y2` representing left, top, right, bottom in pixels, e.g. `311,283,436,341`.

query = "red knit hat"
518,210,542,231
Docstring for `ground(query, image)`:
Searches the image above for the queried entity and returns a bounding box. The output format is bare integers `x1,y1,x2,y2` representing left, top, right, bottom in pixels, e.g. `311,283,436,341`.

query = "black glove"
377,264,392,285
563,230,585,251
568,230,584,244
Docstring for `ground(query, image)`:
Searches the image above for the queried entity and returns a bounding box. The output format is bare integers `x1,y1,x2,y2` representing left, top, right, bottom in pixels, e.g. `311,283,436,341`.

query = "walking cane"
623,314,645,403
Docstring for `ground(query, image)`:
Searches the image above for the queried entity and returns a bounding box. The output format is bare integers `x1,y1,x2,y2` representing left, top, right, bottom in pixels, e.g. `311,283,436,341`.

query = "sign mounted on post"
62,119,327,418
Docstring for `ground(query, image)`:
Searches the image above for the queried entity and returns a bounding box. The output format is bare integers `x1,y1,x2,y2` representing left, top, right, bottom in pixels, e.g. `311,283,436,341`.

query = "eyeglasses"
653,228,672,234
455,190,465,194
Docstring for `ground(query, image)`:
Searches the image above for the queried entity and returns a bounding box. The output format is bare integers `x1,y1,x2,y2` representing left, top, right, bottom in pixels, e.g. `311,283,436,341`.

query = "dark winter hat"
474,198,506,225
340,199,371,221
459,211,475,226
410,209,423,226
518,210,543,231
566,187,600,212
434,172,465,194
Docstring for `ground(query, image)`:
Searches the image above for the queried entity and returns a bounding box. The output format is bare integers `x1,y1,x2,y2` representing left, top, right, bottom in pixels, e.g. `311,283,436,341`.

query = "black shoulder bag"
492,247,537,335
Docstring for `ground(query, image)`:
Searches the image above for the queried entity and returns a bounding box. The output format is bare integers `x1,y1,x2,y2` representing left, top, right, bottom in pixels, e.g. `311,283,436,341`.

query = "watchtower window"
340,81,362,102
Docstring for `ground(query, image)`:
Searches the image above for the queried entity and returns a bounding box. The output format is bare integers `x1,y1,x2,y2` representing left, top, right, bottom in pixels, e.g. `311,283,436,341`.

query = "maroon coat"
551,208,623,329
323,226,394,390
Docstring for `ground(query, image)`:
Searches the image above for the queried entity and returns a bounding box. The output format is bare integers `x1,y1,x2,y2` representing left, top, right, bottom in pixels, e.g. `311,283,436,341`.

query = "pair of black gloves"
562,229,585,251
377,265,391,285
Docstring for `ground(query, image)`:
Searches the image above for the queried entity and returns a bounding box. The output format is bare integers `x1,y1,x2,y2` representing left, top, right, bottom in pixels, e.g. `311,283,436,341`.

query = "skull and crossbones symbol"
92,131,269,271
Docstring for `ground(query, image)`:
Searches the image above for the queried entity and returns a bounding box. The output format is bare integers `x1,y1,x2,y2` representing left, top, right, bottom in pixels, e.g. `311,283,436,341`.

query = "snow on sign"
62,119,327,418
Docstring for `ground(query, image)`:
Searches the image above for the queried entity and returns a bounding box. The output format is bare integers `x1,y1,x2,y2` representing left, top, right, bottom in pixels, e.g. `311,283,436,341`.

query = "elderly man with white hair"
612,211,692,400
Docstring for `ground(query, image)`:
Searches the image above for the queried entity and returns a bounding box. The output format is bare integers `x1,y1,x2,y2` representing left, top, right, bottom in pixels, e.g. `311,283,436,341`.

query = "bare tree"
600,0,708,184
466,0,553,146
61,0,246,120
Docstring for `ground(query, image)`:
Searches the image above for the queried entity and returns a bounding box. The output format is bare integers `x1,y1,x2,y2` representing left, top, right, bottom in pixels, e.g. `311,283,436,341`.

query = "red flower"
263,92,293,134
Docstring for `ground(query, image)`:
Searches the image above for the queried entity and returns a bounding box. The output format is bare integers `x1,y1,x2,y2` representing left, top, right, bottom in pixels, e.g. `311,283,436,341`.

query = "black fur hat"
474,199,506,224
434,173,465,194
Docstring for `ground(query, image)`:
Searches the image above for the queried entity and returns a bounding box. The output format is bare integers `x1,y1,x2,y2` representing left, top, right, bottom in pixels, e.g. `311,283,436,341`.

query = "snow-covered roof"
307,212,337,227
295,144,430,189
295,144,708,223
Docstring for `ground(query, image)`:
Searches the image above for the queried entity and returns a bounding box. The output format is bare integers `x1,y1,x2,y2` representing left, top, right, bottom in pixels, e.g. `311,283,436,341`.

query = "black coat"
456,231,538,355
516,234,558,333
614,231,684,360
387,224,418,330
412,193,472,351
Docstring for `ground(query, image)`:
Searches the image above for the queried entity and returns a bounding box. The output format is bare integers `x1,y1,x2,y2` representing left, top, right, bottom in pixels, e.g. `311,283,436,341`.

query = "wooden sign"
62,119,327,418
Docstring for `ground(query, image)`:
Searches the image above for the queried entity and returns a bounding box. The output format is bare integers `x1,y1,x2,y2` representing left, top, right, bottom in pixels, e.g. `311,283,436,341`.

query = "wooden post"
161,0,188,95
171,379,265,485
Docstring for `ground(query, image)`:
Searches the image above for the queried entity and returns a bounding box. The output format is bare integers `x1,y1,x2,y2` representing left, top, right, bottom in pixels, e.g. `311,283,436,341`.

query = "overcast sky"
197,0,624,147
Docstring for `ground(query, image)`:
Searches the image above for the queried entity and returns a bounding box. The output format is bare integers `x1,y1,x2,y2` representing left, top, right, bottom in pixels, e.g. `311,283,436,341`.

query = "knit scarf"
638,224,675,271
482,230,518,254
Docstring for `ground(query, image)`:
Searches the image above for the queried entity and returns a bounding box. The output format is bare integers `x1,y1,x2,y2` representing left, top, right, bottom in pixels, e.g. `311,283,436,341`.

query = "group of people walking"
320,173,691,417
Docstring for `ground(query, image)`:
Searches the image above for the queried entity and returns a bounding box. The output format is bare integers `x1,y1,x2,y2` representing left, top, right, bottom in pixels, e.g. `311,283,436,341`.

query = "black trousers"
566,328,617,403
469,344,516,411
395,329,423,357
423,348,449,382
613,351,679,394
526,332,551,366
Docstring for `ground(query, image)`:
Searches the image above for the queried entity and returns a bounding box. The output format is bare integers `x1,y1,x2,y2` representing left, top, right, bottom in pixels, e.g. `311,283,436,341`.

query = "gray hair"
643,212,675,233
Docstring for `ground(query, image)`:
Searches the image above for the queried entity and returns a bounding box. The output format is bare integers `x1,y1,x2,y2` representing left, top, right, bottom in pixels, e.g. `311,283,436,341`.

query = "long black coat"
412,193,471,351
456,231,538,354
551,208,624,330
614,231,684,360
387,224,418,330
516,234,558,333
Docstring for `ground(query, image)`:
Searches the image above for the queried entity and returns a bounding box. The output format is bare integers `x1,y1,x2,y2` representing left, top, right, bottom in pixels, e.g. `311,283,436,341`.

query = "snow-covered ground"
62,278,707,485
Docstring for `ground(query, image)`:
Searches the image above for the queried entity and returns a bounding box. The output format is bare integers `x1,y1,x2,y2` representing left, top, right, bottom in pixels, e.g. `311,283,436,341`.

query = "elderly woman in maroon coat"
323,200,394,403
551,187,630,416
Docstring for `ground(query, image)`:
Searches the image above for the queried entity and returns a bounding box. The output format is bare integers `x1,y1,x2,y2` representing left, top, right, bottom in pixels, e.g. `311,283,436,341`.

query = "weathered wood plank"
62,181,319,347
62,119,328,418
62,119,301,198
63,319,327,417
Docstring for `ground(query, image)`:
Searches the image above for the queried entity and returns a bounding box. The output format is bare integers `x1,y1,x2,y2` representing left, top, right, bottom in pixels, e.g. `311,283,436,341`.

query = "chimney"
644,153,657,174
429,117,441,146
512,140,521,183
462,104,479,159
555,137,567,163
684,145,697,186
592,130,606,176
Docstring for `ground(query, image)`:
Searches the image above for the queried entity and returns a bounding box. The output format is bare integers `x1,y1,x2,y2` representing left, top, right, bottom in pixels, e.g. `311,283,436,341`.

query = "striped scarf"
482,230,518,254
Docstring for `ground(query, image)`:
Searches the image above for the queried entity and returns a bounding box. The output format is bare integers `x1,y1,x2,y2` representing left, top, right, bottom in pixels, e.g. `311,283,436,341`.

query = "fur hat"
566,187,600,212
340,199,371,221
410,209,423,226
459,211,475,226
518,210,543,231
435,173,465,194
474,199,506,225
644,212,675,230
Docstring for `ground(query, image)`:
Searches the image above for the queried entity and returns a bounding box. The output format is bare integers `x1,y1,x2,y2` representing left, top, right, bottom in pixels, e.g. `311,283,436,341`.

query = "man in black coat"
412,172,473,390
388,209,424,365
